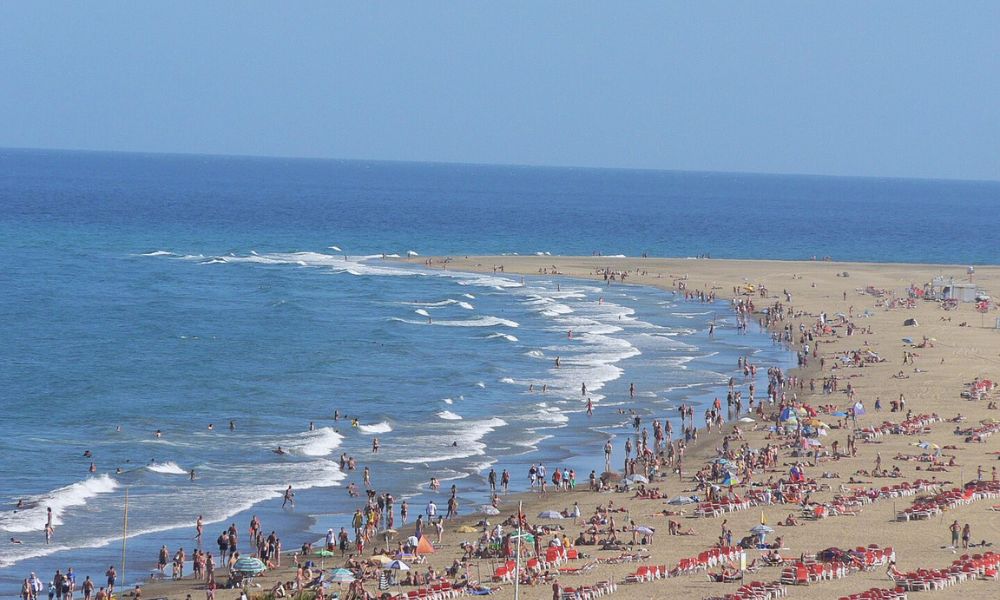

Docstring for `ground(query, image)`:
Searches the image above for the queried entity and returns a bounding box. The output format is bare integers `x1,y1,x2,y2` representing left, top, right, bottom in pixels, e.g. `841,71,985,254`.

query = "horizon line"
3,144,999,186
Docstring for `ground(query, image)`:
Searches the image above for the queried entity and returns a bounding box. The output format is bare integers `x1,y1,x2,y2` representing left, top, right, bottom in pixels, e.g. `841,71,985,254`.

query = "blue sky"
1,2,998,180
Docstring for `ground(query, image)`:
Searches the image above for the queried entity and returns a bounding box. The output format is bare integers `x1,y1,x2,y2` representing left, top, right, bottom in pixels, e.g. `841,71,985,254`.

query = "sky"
1,2,998,181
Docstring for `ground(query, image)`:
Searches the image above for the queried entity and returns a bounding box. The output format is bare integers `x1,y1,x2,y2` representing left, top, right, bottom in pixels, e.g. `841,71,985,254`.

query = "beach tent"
480,505,500,515
903,318,919,327
537,510,564,520
415,535,435,554
624,475,649,484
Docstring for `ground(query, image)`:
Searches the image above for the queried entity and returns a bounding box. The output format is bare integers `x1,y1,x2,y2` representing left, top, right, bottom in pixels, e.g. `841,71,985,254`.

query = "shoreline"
27,254,1000,600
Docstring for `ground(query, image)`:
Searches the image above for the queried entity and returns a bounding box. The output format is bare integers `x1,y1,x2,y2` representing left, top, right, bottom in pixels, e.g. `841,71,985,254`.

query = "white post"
513,501,522,600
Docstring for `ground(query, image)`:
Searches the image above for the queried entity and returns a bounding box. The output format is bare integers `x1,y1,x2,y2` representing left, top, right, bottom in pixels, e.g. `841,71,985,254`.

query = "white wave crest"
437,410,463,420
146,462,187,475
0,475,118,533
486,332,518,342
358,421,392,434
392,316,518,328
283,427,345,457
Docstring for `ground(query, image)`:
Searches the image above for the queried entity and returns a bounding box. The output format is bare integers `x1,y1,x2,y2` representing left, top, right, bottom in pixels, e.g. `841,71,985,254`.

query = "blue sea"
0,149,997,592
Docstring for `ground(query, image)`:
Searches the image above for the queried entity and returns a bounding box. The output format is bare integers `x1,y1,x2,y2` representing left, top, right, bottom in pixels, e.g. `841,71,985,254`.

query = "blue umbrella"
328,569,355,583
233,556,266,575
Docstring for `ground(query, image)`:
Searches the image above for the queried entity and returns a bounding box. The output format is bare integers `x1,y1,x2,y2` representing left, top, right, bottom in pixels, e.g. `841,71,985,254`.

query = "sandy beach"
138,255,1000,600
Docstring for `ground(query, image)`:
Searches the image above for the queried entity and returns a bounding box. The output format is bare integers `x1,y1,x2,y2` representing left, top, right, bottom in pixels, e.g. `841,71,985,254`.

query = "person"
282,486,295,508
950,520,960,547
104,567,116,597
372,437,380,453
195,515,203,543
962,523,972,549
82,577,93,600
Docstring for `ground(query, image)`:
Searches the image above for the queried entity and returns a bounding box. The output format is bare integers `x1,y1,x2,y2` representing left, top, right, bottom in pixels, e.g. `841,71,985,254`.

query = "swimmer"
229,421,236,431
309,421,315,431
451,441,458,447
89,462,96,473
555,356,561,368
154,429,162,438
207,424,214,431
83,450,92,458
334,410,340,421
189,469,196,481
274,446,287,455
9,537,22,544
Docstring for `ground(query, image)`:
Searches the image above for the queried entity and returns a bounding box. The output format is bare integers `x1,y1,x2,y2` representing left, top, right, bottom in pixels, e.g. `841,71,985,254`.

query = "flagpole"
121,487,129,597
513,501,522,600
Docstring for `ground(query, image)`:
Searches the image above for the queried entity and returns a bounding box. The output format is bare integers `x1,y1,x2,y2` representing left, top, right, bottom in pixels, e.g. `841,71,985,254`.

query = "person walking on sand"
282,485,295,508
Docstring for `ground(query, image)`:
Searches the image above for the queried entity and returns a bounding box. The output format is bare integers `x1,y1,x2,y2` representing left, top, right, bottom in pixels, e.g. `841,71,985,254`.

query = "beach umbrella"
805,438,822,447
387,560,410,571
480,505,500,515
511,531,535,543
328,569,355,583
537,510,564,520
667,496,696,505
633,526,655,535
749,524,774,535
739,417,755,423
902,337,914,344
233,556,266,575
624,475,649,484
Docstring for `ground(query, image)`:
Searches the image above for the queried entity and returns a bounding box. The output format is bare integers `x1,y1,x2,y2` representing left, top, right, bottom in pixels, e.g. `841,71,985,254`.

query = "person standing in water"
195,515,204,544
629,383,635,398
282,486,295,508
581,382,587,396
371,438,380,454
586,398,594,416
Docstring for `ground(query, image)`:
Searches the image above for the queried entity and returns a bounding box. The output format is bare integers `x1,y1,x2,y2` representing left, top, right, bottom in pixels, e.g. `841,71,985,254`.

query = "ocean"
0,149,996,592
